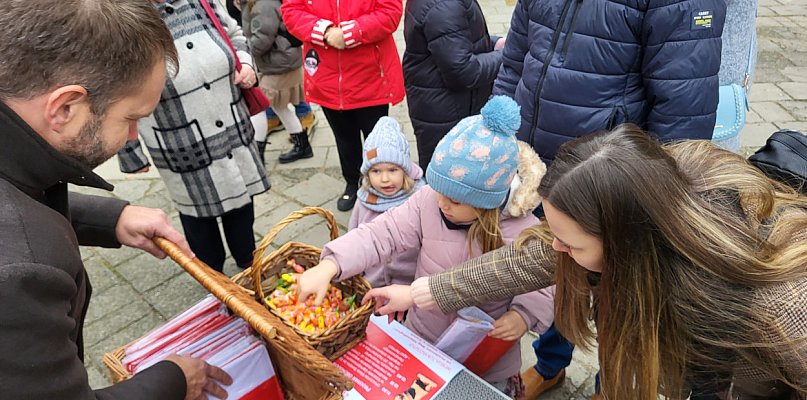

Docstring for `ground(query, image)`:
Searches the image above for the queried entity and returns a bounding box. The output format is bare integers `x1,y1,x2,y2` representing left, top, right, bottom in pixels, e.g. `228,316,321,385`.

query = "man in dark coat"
402,0,504,170
0,1,231,398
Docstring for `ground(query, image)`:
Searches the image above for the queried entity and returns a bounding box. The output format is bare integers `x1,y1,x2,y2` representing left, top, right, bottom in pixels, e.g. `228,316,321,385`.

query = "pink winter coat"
322,185,555,383
348,201,419,287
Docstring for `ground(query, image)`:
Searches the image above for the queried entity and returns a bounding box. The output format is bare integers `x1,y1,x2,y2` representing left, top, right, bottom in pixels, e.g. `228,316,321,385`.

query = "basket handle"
153,237,278,341
153,237,354,393
251,207,340,300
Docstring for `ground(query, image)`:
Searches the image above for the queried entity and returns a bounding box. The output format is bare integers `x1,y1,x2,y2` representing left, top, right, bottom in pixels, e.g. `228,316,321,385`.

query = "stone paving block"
746,109,763,124
310,127,337,148
779,100,807,120
757,15,783,26
83,256,122,294
94,244,142,268
85,284,142,325
284,173,345,207
81,247,95,261
317,196,353,231
771,5,807,15
782,66,807,82
116,252,184,293
776,121,807,132
84,300,154,348
740,122,779,147
759,0,780,6
324,147,343,169
253,201,315,243
145,273,209,319
253,190,288,218
267,171,302,193
134,191,176,213
751,101,796,121
749,83,792,102
751,67,789,84
110,179,153,202
779,82,807,100
290,221,337,249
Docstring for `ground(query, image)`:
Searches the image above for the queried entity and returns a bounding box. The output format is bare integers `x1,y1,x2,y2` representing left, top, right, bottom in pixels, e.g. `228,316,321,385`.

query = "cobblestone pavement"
79,0,807,398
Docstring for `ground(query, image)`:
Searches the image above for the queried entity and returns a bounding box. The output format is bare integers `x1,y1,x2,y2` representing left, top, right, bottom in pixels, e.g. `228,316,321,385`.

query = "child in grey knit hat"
350,116,425,288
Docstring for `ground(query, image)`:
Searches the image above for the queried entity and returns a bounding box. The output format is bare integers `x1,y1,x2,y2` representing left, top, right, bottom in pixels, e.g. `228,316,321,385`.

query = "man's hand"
115,205,194,259
165,355,232,400
324,26,346,50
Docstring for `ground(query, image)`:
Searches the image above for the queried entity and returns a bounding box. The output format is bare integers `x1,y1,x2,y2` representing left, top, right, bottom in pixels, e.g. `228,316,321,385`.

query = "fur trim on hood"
503,141,546,218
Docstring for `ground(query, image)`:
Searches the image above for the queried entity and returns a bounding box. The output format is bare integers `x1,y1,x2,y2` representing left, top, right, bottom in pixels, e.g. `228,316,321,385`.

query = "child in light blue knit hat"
299,96,551,397
351,116,425,287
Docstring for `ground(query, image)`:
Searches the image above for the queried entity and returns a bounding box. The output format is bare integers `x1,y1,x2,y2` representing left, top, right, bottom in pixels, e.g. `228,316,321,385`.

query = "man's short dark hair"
0,0,178,114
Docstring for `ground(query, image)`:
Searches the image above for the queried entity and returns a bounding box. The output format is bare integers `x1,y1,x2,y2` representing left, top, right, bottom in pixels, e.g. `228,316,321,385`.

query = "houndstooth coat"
118,0,270,218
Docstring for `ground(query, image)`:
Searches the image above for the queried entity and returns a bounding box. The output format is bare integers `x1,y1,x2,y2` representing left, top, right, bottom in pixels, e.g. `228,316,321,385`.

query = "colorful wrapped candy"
265,259,359,334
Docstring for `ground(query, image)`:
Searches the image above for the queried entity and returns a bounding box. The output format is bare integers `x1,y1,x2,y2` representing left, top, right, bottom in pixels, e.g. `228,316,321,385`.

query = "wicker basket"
231,207,374,361
102,234,354,400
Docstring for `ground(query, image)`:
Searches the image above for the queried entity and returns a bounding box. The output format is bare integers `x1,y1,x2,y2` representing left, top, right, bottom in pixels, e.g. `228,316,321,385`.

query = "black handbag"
748,129,807,193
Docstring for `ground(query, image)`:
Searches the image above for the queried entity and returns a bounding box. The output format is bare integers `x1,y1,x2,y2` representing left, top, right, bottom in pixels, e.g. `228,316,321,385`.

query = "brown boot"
591,395,604,400
518,368,565,400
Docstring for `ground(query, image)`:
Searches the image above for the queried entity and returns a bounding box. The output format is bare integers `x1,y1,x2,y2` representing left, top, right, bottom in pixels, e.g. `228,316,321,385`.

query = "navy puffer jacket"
497,0,726,163
403,0,502,169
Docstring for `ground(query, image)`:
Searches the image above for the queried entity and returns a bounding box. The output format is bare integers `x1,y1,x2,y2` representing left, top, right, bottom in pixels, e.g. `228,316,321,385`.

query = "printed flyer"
335,316,463,400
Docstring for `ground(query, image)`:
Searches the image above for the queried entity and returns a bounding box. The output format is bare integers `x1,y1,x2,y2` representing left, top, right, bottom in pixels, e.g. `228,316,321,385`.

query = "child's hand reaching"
488,310,528,341
296,259,339,305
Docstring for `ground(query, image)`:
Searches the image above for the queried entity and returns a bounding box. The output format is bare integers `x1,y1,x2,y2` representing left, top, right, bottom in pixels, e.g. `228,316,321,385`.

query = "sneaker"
337,185,358,211
290,111,318,142
518,368,565,400
267,116,284,135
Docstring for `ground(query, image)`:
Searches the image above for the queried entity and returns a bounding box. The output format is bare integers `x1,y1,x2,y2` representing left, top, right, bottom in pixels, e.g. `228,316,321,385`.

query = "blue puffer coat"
403,0,502,169
496,0,726,163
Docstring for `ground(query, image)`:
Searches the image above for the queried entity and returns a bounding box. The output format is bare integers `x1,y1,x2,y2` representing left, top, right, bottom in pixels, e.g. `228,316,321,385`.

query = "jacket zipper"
527,0,575,147
337,0,344,109
560,0,583,60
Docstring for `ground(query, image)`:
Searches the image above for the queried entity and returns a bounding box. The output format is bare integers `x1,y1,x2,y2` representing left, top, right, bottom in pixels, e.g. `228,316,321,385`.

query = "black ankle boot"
256,140,267,165
278,129,313,164
337,184,359,211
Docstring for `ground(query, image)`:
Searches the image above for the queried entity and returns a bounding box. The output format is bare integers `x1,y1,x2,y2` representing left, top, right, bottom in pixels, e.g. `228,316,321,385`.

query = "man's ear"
44,85,91,135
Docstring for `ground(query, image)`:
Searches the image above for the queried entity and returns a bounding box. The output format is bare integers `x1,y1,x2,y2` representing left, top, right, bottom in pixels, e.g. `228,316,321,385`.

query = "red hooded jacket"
281,0,406,110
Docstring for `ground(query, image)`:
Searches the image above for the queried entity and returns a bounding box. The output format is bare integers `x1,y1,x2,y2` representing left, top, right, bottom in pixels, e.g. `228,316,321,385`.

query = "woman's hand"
234,64,257,89
324,26,346,50
363,285,415,317
296,259,339,305
488,310,528,341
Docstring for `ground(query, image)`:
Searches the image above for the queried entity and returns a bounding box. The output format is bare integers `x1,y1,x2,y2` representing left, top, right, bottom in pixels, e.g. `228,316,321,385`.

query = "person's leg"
294,102,312,117
178,212,226,272
296,101,318,138
521,324,574,399
322,106,365,211
276,104,311,163
353,104,389,139
265,107,284,134
220,202,257,269
251,113,268,165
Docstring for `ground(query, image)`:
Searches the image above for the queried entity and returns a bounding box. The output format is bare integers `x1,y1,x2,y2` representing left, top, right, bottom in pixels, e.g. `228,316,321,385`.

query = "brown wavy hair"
537,124,807,399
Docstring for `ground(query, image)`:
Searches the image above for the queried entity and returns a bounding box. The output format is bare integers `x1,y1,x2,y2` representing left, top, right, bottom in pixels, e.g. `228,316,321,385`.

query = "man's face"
64,61,165,169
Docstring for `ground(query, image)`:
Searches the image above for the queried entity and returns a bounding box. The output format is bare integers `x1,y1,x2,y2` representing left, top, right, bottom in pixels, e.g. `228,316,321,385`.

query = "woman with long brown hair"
365,124,807,399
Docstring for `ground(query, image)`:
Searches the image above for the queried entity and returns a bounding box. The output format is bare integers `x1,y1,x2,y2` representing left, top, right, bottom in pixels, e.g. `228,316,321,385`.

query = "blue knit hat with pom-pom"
426,96,521,209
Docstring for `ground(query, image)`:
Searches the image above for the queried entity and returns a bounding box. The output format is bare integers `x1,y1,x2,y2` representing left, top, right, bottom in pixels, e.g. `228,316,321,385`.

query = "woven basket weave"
102,208,360,399
231,207,374,361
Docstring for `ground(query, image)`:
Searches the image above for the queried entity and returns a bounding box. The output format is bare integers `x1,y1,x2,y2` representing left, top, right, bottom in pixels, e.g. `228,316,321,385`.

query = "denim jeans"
533,324,575,379
265,102,312,118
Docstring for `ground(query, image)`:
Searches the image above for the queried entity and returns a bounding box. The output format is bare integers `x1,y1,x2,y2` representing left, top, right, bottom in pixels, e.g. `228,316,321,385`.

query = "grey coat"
0,102,187,398
243,0,303,75
119,0,270,218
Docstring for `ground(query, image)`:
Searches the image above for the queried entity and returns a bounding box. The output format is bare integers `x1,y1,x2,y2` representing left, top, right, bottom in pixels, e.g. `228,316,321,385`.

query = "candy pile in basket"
232,207,374,360
267,261,361,335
